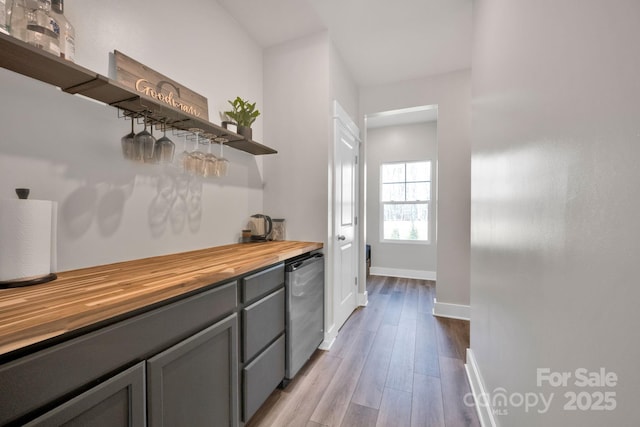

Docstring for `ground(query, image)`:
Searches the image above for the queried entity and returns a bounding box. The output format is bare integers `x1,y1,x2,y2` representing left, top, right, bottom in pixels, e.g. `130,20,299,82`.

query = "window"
380,161,431,242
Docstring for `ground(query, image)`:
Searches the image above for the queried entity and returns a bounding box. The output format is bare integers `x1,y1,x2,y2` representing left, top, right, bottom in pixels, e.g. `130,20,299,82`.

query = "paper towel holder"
0,273,58,289
0,189,58,289
16,188,30,200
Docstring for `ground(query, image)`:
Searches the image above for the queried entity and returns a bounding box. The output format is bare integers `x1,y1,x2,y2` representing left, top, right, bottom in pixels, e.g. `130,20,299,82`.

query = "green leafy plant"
224,96,261,127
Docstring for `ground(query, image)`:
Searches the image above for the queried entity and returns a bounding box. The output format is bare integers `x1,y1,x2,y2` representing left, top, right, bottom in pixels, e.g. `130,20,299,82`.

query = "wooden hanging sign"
114,50,209,120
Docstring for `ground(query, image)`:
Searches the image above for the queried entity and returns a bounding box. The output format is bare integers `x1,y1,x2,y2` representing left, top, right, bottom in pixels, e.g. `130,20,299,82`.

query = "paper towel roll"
0,199,57,283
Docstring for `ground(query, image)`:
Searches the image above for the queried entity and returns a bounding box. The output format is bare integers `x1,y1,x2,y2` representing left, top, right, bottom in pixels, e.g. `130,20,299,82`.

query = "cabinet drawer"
242,334,285,422
242,287,285,362
0,281,237,426
242,263,284,303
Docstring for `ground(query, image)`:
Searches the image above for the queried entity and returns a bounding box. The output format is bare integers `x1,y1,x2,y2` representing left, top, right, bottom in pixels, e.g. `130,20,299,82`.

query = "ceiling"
217,0,473,87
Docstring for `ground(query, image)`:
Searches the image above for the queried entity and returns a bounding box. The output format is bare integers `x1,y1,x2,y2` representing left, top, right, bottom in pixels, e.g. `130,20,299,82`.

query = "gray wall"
471,0,640,425
361,69,471,307
366,122,437,274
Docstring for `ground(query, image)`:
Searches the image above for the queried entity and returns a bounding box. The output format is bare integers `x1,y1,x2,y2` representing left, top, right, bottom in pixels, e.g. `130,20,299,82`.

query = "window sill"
380,239,431,245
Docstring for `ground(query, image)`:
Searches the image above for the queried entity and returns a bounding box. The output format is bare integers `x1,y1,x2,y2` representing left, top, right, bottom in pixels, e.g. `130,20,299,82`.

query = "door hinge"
355,155,358,165
355,215,358,226
355,277,358,286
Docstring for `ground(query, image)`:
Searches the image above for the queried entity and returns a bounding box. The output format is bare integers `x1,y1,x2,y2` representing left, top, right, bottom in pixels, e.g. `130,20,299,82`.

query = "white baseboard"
432,298,470,320
319,324,337,350
370,266,436,281
357,291,368,307
465,349,499,427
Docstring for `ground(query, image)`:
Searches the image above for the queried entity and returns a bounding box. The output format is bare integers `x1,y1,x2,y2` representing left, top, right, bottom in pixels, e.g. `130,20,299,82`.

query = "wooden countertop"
0,241,322,358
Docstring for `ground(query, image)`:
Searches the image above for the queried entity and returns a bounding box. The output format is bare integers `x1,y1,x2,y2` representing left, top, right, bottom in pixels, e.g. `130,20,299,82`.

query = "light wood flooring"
247,275,481,427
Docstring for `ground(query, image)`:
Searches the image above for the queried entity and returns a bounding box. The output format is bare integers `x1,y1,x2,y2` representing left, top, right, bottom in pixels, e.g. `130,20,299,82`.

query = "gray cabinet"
240,264,286,422
0,281,238,426
147,313,238,427
242,263,285,303
242,288,285,362
24,363,146,427
0,260,291,426
242,335,285,422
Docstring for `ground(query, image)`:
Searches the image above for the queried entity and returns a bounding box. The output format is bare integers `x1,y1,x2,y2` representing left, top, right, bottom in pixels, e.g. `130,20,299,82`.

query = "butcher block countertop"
0,240,322,359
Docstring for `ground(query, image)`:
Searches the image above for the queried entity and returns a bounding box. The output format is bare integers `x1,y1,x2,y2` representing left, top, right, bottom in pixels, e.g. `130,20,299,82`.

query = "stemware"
154,123,175,164
215,138,229,177
133,117,156,163
202,141,218,178
216,142,229,176
186,128,205,174
173,130,190,170
120,119,135,160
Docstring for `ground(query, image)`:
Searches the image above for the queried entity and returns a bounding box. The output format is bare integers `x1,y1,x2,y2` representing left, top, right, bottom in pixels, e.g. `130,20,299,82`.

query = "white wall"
360,69,471,307
262,32,330,244
366,122,437,275
263,32,359,343
330,45,359,125
0,0,264,271
471,1,640,425
263,31,332,338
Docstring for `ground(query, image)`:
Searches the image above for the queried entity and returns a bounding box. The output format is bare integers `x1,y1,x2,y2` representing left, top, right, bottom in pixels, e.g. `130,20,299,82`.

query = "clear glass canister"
23,0,61,56
271,218,286,241
0,0,9,34
51,0,75,61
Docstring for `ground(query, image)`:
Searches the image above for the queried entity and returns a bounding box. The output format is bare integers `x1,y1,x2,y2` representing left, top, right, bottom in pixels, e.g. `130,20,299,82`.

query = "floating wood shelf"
0,32,276,156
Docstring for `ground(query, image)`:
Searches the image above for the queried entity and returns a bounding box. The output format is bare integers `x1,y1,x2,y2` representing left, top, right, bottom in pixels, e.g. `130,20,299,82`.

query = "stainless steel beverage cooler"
284,252,324,380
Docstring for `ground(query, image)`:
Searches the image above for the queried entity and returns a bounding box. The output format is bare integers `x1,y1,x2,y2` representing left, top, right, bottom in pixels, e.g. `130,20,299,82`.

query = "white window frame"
379,160,432,245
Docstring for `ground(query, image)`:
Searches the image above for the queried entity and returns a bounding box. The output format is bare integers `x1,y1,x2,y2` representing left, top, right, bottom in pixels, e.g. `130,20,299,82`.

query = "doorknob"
337,235,346,241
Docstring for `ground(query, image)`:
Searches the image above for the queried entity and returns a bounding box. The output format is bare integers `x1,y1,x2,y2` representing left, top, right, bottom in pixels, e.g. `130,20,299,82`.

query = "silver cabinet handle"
337,235,346,241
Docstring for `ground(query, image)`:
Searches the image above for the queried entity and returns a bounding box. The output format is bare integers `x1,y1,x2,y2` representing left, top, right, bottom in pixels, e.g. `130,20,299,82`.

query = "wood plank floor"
247,275,480,427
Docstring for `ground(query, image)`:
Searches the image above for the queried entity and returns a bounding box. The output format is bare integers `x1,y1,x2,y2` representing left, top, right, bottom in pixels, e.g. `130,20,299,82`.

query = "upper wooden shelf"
0,32,276,156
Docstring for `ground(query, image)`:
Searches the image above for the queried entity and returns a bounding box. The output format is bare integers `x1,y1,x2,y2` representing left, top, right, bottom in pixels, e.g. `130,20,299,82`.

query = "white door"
333,109,359,331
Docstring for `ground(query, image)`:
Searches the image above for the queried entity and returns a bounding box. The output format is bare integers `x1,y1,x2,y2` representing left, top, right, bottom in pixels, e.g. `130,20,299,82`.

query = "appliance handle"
265,215,273,237
289,253,324,271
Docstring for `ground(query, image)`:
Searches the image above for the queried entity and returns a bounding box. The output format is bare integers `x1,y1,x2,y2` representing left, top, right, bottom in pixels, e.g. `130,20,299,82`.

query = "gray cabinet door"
147,313,238,427
24,362,145,427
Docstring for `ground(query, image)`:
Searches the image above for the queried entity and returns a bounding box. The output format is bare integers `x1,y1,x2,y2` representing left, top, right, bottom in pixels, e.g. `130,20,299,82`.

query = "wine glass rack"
0,32,277,155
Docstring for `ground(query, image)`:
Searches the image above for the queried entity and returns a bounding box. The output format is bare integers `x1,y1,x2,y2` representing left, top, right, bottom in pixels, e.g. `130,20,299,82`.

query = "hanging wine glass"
154,123,175,164
120,118,135,160
173,130,190,170
133,116,156,163
215,137,229,177
202,138,218,178
186,128,205,175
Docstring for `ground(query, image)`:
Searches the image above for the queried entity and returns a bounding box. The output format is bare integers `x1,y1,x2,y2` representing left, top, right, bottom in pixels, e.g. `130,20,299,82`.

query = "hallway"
247,275,480,427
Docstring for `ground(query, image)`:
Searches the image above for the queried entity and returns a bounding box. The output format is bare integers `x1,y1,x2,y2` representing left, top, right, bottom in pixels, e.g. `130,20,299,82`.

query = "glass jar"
0,0,9,34
24,0,60,56
271,219,286,241
50,0,74,61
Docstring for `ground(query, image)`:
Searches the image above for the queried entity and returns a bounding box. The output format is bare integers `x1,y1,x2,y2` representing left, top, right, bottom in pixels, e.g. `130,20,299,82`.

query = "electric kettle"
249,214,272,241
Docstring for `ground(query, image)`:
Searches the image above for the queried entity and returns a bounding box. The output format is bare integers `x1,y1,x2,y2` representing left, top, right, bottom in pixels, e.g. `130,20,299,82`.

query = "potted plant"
224,96,261,140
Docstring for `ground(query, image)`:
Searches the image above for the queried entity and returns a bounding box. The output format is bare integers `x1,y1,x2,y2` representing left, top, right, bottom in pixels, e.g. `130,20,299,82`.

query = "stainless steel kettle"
249,214,272,241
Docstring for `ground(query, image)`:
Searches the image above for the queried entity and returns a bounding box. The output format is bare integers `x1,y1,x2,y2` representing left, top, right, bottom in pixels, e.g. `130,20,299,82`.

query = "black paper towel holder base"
0,273,58,289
